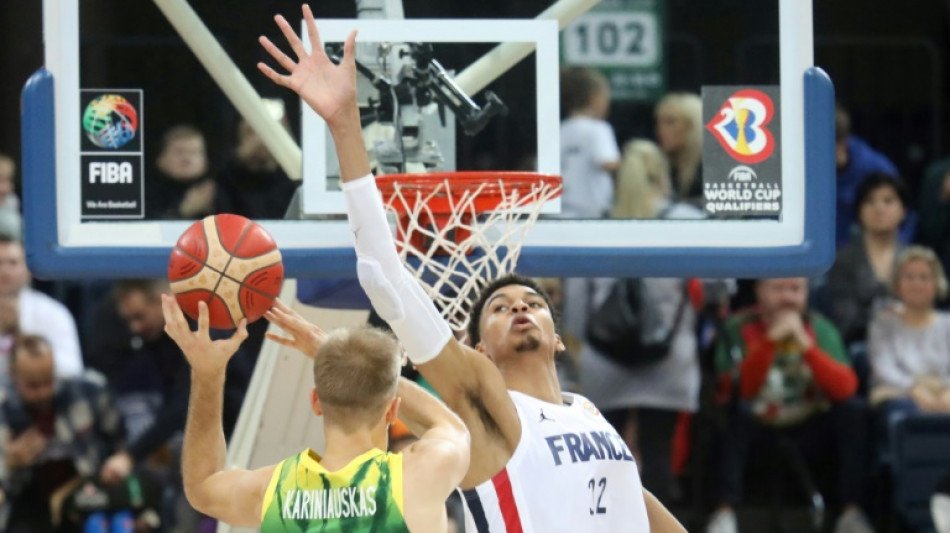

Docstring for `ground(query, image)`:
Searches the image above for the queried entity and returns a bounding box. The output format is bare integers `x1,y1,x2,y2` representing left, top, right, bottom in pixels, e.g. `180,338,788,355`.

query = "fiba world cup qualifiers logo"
82,94,138,149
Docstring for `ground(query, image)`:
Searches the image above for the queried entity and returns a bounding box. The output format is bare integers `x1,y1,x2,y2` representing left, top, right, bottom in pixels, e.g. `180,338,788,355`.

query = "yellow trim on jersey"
260,461,285,520
298,447,385,475
295,447,405,514
390,452,405,515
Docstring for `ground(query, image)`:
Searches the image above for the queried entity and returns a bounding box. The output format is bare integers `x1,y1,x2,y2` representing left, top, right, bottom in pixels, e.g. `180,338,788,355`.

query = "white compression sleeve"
343,175,453,364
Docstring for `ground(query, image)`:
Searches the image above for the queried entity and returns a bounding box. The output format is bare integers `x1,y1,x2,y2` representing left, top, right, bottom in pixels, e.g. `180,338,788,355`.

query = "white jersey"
460,390,649,532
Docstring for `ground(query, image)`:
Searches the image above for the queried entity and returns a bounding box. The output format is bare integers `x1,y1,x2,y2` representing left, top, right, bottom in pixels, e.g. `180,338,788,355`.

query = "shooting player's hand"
161,294,248,375
258,4,357,127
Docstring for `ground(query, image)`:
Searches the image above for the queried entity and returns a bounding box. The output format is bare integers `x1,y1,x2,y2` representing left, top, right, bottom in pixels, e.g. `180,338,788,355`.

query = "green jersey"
260,448,409,532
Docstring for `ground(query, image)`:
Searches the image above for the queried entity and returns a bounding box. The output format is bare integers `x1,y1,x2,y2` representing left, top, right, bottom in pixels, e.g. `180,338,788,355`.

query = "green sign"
561,0,665,102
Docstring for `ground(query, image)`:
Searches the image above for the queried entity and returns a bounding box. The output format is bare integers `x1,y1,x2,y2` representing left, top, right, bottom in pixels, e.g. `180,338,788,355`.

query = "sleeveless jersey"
260,448,409,533
460,391,649,532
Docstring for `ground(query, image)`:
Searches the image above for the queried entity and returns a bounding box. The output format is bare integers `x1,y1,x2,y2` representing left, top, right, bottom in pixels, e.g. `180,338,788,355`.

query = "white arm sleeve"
343,175,453,364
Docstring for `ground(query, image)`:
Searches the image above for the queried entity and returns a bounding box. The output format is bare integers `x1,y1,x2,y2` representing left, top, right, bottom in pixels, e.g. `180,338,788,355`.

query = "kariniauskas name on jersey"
282,486,377,520
545,431,636,466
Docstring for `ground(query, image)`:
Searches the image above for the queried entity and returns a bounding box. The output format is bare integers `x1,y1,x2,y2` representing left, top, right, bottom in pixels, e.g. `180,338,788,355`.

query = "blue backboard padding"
23,67,834,281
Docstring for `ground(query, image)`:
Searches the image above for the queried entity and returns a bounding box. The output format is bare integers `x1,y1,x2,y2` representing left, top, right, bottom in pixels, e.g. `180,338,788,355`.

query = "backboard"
24,0,833,280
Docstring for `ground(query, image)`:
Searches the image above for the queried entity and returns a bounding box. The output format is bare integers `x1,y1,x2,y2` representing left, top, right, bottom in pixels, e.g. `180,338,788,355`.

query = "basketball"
167,214,284,329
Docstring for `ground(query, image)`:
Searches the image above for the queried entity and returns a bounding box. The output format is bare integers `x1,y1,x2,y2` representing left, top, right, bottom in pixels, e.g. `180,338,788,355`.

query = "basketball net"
379,173,562,335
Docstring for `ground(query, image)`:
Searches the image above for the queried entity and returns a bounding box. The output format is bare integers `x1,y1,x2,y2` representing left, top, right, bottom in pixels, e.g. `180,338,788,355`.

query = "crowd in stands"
2,60,950,533
558,66,950,533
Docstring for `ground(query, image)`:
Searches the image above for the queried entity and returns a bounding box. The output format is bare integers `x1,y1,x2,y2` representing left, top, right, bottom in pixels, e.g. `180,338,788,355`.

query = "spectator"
917,156,950,267
827,173,909,345
835,104,903,247
869,246,950,418
0,234,83,379
0,153,22,239
0,294,19,388
215,103,298,220
655,93,703,206
707,278,871,533
97,280,254,480
146,126,215,220
0,335,126,533
558,66,620,218
611,139,671,219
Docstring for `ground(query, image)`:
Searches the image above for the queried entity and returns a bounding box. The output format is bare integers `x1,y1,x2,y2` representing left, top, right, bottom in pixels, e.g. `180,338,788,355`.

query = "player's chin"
512,334,542,353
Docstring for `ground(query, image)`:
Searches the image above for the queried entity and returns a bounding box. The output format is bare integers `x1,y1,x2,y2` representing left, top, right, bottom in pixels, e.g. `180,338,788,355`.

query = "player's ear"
554,333,566,352
311,388,323,416
385,396,401,426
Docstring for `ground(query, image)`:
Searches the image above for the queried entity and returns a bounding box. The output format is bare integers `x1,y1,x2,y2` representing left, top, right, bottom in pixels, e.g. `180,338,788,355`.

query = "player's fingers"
197,300,210,335
265,331,296,347
226,319,249,351
259,36,297,72
274,14,307,60
302,5,327,63
272,299,294,313
263,309,293,331
257,62,291,88
342,29,358,67
161,294,189,339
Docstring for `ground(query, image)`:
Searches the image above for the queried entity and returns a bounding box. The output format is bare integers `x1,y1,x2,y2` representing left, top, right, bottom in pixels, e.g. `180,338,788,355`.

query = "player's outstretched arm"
259,5,522,486
161,295,275,527
398,378,471,528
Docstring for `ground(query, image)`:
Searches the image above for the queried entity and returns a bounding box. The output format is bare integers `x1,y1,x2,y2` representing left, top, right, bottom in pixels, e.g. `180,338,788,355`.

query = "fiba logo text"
88,162,133,184
82,94,138,149
728,165,757,183
706,89,775,164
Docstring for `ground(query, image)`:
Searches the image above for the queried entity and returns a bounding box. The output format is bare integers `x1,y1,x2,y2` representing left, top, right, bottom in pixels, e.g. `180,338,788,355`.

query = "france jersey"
460,391,650,532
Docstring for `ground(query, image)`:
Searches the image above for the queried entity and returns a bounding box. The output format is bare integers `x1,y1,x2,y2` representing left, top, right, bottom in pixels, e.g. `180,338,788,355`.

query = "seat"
890,415,950,532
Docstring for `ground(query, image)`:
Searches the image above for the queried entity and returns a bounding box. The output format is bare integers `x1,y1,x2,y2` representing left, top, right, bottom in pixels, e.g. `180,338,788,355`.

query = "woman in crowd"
654,93,703,206
827,173,909,345
869,246,950,425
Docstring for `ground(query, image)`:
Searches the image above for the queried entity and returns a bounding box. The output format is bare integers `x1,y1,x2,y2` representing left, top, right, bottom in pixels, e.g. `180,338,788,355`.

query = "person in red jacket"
706,278,872,533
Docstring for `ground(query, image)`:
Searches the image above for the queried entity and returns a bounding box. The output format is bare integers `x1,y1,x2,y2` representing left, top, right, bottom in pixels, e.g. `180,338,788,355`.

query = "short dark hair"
10,334,52,369
113,279,166,304
467,274,558,346
854,172,909,222
560,67,608,118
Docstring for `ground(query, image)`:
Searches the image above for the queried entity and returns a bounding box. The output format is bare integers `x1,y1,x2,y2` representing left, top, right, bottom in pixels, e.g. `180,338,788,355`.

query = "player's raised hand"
162,294,248,374
258,4,357,126
264,299,326,359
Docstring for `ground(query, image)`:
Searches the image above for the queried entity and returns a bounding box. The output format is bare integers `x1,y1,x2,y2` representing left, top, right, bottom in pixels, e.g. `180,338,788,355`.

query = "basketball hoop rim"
375,171,562,215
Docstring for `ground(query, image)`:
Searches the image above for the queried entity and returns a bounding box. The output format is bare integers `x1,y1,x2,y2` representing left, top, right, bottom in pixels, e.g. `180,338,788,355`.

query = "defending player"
163,294,469,532
258,6,686,532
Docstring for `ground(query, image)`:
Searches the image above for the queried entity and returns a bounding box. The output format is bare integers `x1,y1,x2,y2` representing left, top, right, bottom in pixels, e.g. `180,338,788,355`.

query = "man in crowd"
707,278,872,533
0,234,83,379
0,335,126,533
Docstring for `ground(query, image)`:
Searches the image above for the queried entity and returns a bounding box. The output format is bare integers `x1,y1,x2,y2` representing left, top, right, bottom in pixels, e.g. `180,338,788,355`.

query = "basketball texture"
168,214,284,329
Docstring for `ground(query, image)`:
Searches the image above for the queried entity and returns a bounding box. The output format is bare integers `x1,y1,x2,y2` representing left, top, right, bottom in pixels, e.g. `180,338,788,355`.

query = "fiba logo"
728,165,757,182
706,89,775,164
82,94,138,149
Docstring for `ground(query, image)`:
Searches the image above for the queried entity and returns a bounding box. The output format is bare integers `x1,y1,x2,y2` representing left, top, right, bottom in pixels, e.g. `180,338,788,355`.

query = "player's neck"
502,357,562,405
321,423,388,471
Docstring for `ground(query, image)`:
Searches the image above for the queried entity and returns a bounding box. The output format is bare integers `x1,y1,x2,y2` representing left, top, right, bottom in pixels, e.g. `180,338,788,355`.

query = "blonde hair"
611,140,671,219
655,93,703,197
892,245,949,300
313,326,402,431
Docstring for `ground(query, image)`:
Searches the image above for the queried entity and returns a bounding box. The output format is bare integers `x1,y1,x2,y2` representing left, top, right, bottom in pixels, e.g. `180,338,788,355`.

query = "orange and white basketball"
167,214,284,329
